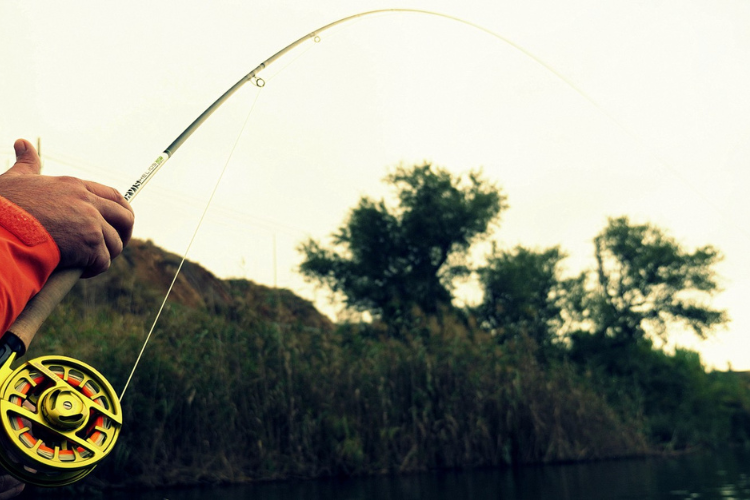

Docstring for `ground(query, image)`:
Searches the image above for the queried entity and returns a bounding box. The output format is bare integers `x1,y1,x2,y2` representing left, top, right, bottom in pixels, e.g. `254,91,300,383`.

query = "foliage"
299,164,506,328
30,294,647,491
19,238,652,492
581,216,727,342
562,217,737,450
15,179,748,494
476,245,571,350
568,333,750,449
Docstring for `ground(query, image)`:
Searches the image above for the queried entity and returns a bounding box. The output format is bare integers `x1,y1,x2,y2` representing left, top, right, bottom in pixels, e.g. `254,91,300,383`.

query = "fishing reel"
0,335,122,487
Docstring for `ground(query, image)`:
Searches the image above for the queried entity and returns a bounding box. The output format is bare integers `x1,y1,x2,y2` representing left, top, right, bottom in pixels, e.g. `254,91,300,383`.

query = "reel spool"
0,353,122,487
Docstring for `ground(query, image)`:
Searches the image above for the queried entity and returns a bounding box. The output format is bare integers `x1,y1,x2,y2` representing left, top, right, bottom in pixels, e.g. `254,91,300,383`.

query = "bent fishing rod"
4,6,589,350
0,8,592,487
6,9,470,350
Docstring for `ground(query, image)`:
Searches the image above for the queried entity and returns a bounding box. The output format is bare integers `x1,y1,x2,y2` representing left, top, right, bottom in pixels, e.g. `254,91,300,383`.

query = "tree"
299,164,506,326
583,216,727,342
566,217,732,448
477,245,570,349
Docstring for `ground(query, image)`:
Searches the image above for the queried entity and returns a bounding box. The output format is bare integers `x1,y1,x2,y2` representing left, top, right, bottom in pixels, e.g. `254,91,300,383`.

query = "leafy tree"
565,217,733,448
477,245,570,348
299,164,506,326
582,216,727,342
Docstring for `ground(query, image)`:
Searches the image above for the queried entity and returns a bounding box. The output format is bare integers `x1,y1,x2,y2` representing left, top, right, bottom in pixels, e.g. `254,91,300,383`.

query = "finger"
83,180,132,211
92,196,135,247
84,181,135,244
0,485,24,500
0,475,21,490
0,474,24,500
8,139,42,175
0,484,24,500
80,233,111,279
101,218,124,261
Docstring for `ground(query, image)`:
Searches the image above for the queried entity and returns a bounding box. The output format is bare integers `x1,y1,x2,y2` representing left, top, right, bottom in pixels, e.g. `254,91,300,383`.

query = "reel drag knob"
0,355,122,487
41,388,87,430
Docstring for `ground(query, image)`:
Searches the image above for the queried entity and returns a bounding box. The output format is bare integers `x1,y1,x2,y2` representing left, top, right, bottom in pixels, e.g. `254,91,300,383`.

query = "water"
21,448,750,499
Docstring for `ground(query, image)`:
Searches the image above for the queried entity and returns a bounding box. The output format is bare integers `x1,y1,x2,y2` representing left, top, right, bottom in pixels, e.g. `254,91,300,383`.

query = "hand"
0,139,134,278
0,474,23,499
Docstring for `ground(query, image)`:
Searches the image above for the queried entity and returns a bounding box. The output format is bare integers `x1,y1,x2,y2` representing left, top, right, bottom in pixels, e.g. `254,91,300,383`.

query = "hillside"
65,238,334,332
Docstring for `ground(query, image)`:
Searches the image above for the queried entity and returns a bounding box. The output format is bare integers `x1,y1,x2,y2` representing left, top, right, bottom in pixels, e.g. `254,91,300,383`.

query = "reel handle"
6,269,81,354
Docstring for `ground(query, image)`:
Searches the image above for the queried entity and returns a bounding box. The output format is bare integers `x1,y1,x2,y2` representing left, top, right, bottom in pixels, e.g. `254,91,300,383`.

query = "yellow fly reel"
0,353,122,487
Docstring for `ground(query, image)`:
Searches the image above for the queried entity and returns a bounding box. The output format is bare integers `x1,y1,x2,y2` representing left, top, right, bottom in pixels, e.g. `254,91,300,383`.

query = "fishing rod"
5,9,474,356
0,8,591,487
5,6,589,352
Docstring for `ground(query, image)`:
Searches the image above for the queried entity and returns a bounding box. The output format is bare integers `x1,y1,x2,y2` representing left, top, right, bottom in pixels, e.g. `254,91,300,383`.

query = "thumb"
8,139,42,175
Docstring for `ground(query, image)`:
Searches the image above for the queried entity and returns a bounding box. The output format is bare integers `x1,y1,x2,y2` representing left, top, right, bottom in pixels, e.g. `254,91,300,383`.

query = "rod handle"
5,269,82,354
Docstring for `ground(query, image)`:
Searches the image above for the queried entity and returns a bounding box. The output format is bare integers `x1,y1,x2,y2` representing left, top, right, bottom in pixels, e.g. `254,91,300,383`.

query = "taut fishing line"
1,8,743,487
118,89,263,402
117,7,750,392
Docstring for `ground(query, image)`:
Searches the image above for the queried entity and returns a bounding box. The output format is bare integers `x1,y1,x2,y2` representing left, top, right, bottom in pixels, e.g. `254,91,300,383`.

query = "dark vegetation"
22,164,750,491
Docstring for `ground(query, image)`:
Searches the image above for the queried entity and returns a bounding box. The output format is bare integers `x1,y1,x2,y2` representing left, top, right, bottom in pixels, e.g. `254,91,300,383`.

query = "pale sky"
1,1,749,369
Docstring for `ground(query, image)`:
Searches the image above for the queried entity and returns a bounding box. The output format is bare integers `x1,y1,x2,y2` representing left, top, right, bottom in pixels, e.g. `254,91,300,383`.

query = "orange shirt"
0,196,60,334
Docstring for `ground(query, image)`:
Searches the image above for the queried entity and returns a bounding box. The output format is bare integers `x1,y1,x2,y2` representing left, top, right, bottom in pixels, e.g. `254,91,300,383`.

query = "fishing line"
262,35,319,85
119,87,263,401
262,13,373,84
393,11,750,242
3,10,743,487
121,8,750,386
317,11,748,244
21,7,743,399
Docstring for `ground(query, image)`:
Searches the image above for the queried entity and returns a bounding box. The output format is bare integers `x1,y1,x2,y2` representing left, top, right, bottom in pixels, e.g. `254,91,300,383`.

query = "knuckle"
58,175,84,187
58,176,90,198
79,223,103,249
109,186,126,202
82,203,100,219
110,236,125,259
122,208,135,229
86,245,111,277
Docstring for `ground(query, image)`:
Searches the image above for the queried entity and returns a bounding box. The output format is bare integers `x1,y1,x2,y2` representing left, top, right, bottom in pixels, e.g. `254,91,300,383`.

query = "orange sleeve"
0,196,61,334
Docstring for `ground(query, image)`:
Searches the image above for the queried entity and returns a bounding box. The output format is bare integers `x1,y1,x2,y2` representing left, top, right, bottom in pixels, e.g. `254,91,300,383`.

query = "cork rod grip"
6,269,82,354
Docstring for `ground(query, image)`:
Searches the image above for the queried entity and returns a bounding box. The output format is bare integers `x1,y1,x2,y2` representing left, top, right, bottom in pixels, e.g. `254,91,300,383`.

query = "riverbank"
19,240,750,493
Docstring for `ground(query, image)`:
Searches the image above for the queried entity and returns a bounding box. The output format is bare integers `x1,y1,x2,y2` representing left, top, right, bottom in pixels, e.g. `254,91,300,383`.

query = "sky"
1,0,749,369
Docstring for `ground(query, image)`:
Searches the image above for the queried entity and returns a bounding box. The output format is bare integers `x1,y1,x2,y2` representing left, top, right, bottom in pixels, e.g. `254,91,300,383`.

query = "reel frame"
0,347,122,487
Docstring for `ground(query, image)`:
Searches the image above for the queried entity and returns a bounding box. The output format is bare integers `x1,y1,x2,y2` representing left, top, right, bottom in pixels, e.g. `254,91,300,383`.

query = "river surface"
23,448,750,499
